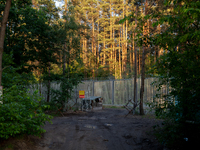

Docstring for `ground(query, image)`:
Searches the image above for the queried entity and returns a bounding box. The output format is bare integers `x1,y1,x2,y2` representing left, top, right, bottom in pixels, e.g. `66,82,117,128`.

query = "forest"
0,0,200,149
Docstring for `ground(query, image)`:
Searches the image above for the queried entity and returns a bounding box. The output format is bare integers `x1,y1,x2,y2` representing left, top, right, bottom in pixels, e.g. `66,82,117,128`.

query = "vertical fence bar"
112,80,114,105
92,81,94,96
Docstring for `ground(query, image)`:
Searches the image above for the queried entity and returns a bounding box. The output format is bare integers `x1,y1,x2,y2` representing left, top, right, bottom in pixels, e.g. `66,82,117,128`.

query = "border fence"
28,77,170,111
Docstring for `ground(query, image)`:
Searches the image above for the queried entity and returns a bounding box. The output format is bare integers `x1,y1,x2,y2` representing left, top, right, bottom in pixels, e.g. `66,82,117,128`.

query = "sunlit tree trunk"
113,20,115,75
92,16,95,78
122,2,126,74
119,27,122,78
110,0,113,72
103,27,106,66
125,4,128,76
97,12,99,68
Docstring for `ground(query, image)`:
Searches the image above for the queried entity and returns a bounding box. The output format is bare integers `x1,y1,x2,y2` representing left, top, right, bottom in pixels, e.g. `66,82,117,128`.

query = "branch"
2,65,10,71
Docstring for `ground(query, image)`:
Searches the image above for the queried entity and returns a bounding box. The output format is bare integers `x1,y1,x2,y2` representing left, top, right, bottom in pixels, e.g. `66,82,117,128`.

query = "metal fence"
28,77,171,110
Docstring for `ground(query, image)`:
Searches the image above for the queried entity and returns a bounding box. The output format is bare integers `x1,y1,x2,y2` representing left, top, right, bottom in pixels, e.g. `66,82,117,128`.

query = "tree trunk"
47,63,51,103
140,0,148,115
85,28,87,78
133,5,138,114
97,19,99,68
113,22,115,75
92,16,95,78
97,1,100,69
103,27,106,66
140,46,145,115
110,0,112,72
122,3,126,74
119,27,122,78
138,48,140,75
125,3,128,76
0,0,11,86
63,43,66,76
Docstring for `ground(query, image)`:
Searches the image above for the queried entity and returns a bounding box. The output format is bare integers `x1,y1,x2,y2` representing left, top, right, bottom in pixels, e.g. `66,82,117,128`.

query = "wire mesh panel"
124,79,135,106
149,78,155,103
142,78,154,109
126,79,134,100
77,81,93,98
137,78,141,102
27,77,169,110
28,83,47,101
28,82,62,102
94,80,112,105
115,79,131,105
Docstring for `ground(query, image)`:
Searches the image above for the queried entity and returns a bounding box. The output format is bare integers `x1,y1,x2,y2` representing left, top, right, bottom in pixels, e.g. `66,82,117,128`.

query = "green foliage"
46,71,83,111
149,0,200,149
0,86,52,139
40,2,85,111
2,52,36,88
1,0,59,74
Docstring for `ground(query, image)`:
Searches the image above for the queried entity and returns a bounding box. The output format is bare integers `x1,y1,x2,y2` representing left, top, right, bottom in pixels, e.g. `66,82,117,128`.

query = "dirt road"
35,108,163,150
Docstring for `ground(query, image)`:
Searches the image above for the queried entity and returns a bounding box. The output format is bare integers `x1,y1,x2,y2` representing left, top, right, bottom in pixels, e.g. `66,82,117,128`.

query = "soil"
1,108,164,150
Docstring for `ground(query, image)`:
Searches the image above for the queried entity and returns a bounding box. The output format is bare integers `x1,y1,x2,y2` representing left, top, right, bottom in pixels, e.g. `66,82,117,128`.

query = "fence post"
92,81,94,96
112,80,114,105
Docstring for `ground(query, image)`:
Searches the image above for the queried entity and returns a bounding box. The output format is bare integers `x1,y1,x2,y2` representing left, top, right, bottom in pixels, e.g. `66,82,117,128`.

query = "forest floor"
1,108,165,150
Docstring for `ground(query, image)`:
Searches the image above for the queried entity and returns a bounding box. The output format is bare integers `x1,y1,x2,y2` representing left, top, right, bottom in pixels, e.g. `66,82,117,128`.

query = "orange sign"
79,91,85,98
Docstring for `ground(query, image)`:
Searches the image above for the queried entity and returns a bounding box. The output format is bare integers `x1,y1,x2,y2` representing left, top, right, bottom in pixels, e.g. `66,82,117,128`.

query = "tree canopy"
0,0,200,148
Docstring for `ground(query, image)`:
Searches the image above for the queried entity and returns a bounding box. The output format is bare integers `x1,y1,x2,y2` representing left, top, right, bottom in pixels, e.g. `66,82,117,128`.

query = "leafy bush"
148,0,200,149
0,85,52,139
2,52,36,89
49,73,82,112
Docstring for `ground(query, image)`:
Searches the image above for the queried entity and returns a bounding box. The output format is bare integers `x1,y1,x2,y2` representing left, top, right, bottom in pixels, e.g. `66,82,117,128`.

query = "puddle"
78,117,88,120
78,117,97,120
84,124,98,129
89,117,97,120
104,123,113,127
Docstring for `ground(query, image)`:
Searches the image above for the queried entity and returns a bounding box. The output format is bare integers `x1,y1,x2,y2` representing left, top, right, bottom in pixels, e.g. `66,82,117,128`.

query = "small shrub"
0,85,53,139
48,73,82,112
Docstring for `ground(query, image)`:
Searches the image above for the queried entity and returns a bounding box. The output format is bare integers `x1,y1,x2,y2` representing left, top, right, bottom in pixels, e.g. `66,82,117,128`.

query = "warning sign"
79,91,85,98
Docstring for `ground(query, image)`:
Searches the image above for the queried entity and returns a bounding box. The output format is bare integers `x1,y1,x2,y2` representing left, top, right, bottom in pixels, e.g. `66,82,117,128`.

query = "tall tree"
151,0,200,148
133,3,138,113
0,0,11,86
139,0,149,115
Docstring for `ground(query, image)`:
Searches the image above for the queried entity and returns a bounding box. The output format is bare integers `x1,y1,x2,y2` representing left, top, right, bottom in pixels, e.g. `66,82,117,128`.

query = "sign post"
79,90,85,99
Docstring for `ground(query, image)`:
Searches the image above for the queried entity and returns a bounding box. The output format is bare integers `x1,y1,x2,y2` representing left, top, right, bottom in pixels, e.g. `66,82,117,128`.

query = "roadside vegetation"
0,0,199,149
